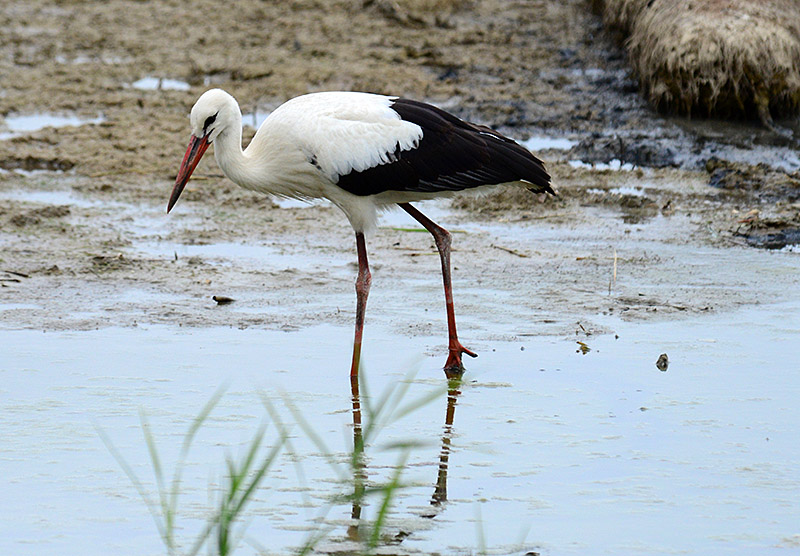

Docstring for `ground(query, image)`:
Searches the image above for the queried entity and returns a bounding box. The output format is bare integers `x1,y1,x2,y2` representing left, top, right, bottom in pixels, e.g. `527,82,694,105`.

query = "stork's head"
167,88,239,213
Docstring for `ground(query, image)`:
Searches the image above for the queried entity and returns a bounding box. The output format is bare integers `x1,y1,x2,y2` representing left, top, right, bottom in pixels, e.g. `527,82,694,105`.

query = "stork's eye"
203,113,218,132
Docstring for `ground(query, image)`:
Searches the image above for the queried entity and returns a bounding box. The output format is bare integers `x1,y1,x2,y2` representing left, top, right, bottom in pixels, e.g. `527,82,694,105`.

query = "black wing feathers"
335,98,552,197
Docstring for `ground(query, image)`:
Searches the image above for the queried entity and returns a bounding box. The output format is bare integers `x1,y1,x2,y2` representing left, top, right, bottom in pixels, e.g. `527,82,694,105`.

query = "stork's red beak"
167,134,210,213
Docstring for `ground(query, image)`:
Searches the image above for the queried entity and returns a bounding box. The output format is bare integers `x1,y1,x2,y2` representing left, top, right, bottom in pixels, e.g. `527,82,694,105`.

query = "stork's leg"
350,232,371,378
399,203,477,375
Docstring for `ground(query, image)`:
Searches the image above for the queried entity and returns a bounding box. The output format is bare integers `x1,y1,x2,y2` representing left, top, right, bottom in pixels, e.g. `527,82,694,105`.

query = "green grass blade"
368,450,411,550
138,409,173,549
230,436,283,519
260,393,316,516
96,424,169,550
296,525,336,556
184,515,219,556
279,394,348,482
215,420,287,556
393,383,448,421
168,386,226,520
475,503,487,556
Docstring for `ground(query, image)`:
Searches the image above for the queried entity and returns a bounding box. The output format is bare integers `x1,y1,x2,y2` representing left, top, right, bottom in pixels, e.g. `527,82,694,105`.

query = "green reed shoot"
101,365,450,556
99,387,288,556
281,367,446,554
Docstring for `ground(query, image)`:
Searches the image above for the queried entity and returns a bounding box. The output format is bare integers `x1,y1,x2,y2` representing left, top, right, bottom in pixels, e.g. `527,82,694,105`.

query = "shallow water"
0,189,99,207
130,77,191,91
523,135,578,152
242,110,269,130
569,159,636,171
0,113,105,139
2,301,799,555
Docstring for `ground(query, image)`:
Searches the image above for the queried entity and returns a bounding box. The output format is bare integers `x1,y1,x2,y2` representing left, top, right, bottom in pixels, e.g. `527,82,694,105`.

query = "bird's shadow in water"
345,372,463,546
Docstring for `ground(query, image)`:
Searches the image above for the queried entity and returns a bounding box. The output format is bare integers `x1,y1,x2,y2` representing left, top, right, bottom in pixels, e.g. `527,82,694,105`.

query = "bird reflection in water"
429,376,462,510
345,372,463,544
347,375,366,541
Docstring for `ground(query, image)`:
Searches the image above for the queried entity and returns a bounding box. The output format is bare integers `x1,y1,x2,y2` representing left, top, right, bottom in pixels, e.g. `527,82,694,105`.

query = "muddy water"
2,298,799,555
0,113,105,140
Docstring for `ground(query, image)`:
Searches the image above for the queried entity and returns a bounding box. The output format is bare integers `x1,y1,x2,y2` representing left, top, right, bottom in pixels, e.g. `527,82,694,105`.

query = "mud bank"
1,0,799,334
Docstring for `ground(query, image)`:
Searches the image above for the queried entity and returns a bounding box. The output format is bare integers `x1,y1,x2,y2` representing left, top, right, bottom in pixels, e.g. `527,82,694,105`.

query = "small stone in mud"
656,353,669,372
212,295,235,305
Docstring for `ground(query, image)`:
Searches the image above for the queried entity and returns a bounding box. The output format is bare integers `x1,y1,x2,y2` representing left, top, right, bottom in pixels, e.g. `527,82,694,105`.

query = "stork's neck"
211,114,263,191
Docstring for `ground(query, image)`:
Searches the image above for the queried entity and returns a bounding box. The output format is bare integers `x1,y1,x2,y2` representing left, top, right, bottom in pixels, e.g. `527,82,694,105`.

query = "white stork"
168,88,552,378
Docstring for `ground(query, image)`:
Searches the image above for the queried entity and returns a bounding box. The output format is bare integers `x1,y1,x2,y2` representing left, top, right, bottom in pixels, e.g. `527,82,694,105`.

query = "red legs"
350,206,474,377
350,231,372,378
399,202,477,375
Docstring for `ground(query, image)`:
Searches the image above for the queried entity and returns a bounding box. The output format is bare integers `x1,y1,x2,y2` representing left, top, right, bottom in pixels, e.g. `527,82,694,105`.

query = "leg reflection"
348,374,365,541
346,373,464,545
430,377,462,509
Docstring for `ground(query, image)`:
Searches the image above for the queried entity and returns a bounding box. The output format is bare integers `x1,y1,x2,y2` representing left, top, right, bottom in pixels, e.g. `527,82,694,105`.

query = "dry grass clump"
595,0,800,126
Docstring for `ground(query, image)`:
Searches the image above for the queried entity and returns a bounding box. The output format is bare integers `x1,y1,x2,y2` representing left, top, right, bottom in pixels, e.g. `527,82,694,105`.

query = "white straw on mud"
609,248,617,295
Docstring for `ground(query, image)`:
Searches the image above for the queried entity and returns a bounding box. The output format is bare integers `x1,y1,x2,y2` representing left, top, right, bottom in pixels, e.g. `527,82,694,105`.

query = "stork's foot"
443,342,477,377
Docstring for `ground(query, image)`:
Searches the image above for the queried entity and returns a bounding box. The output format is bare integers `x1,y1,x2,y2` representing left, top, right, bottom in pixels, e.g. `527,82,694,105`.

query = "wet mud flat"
2,0,800,327
2,0,800,554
